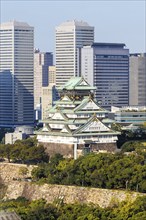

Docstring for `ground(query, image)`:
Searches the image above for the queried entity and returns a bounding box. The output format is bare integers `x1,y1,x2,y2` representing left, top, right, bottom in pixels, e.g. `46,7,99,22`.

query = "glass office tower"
81,43,129,110
0,21,34,127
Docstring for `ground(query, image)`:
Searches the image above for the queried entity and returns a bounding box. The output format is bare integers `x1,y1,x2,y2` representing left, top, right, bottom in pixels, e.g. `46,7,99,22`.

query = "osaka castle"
36,77,120,159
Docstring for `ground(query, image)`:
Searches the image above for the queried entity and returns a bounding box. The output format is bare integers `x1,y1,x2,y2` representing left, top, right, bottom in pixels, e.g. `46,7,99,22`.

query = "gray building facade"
81,43,129,110
34,50,53,114
129,53,146,106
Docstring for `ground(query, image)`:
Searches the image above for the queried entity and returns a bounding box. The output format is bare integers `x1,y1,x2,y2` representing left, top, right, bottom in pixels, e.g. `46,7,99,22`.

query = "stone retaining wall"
0,163,145,208
0,163,36,183
3,181,144,208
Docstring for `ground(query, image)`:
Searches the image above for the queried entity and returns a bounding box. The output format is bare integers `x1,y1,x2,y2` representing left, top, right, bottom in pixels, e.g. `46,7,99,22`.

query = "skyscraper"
129,53,146,106
42,84,57,120
34,50,53,113
81,43,129,110
55,20,94,87
0,21,34,127
48,66,56,84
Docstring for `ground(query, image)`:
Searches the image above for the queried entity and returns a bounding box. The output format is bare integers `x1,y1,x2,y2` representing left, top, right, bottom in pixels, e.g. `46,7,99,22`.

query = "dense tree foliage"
121,141,145,152
0,196,146,220
0,138,49,164
116,126,146,148
31,148,146,193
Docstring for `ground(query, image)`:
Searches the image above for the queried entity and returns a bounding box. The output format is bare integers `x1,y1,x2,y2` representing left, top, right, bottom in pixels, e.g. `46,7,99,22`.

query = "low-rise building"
5,126,34,144
111,106,146,125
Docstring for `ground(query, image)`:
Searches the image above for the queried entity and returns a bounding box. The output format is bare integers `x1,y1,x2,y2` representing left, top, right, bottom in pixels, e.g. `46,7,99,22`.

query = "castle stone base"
40,142,74,158
40,142,118,158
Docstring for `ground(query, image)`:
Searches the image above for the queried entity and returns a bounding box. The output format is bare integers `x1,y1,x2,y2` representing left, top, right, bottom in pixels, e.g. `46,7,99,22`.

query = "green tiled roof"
36,130,73,136
36,130,119,137
74,132,120,136
58,77,96,91
40,119,88,124
44,108,107,116
74,110,107,114
73,114,119,135
54,100,77,105
74,97,107,112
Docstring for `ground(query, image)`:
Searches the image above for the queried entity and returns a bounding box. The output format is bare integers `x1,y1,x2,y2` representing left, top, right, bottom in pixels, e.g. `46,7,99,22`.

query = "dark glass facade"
94,54,129,109
81,43,129,110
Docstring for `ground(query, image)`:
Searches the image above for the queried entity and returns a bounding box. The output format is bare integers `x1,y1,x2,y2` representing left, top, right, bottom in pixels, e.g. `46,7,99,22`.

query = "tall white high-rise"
0,21,34,127
55,20,94,87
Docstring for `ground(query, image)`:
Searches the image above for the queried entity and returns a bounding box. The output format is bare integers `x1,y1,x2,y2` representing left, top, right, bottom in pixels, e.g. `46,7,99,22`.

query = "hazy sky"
1,0,146,54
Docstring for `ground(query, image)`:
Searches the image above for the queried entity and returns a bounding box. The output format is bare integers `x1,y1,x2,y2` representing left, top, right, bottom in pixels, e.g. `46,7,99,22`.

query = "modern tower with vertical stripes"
0,21,34,127
55,20,94,87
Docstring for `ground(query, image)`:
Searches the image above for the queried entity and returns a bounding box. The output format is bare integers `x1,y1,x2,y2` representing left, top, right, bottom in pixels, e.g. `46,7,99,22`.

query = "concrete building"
55,20,94,87
5,131,26,144
81,43,129,110
42,84,57,119
36,77,120,159
5,125,34,144
129,53,146,106
49,66,56,84
34,50,53,120
0,21,34,127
